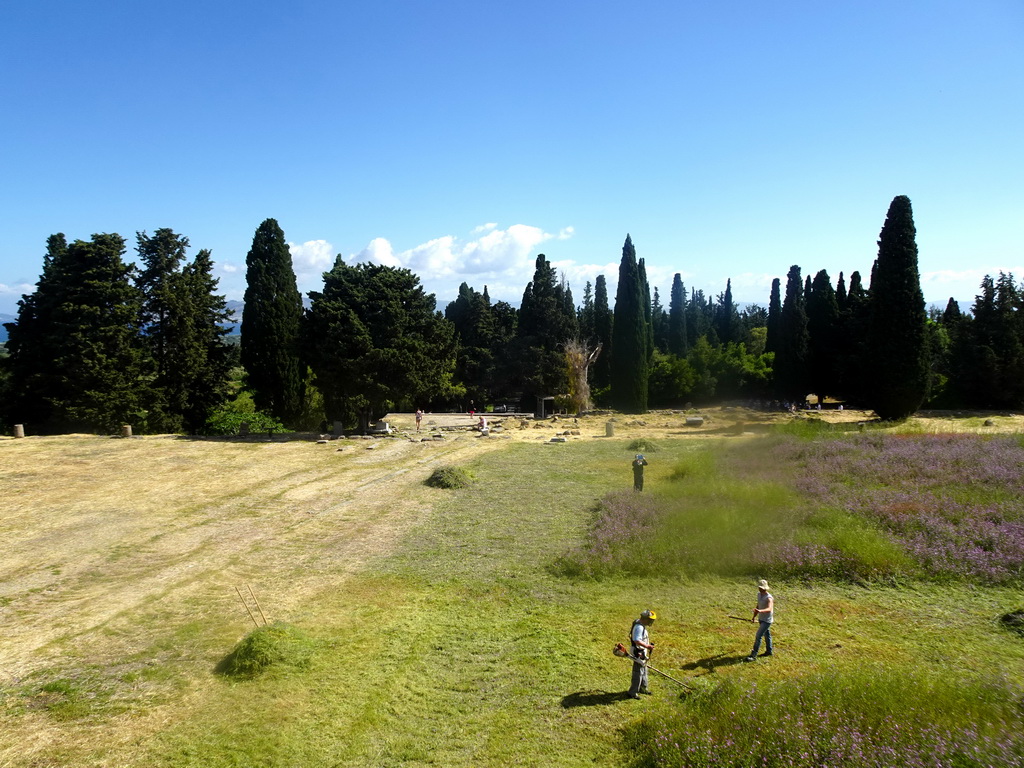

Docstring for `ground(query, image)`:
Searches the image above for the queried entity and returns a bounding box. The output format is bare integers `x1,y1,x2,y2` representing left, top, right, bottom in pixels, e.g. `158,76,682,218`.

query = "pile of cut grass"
216,622,316,678
425,465,475,489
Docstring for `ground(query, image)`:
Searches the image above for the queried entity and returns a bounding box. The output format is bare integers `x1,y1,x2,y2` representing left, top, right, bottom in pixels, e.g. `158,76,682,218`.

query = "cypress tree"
774,265,810,400
651,286,669,353
610,235,649,413
717,278,740,345
668,273,687,356
765,278,782,355
240,218,304,425
638,257,654,366
864,195,929,420
579,281,595,344
806,269,840,402
592,275,613,390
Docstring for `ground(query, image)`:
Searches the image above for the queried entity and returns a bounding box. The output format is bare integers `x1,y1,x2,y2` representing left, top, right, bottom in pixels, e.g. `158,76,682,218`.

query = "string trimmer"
613,643,694,690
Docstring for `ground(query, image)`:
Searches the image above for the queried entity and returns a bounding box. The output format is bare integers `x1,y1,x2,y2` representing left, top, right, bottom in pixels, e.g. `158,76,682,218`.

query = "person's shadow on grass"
680,651,746,676
560,690,635,708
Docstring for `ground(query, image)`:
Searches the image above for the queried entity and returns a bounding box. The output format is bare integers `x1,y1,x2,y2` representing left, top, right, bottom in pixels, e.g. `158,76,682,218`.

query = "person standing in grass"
744,579,774,661
415,408,423,432
632,454,649,492
628,609,656,698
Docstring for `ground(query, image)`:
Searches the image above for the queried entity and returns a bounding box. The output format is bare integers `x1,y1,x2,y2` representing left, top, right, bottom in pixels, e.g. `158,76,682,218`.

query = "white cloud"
348,223,575,283
289,239,335,277
352,237,403,268
0,282,34,297
218,262,240,274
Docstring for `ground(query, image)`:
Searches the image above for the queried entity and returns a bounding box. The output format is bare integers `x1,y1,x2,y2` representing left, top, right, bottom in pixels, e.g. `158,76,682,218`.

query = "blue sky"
2,0,1022,317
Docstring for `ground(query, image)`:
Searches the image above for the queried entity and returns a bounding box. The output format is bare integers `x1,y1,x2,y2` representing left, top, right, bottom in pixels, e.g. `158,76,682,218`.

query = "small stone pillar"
121,424,133,438
605,421,615,437
239,421,250,437
14,424,25,438
333,421,345,436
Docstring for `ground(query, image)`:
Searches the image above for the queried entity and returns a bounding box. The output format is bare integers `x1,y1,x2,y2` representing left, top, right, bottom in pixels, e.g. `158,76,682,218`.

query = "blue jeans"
752,621,773,655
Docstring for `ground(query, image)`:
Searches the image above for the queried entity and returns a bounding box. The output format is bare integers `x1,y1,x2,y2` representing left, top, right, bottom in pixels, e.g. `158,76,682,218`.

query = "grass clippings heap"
425,465,475,489
216,622,316,678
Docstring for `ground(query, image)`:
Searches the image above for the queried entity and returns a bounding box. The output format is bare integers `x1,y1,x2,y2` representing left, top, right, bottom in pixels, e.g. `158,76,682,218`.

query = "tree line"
2,197,1020,434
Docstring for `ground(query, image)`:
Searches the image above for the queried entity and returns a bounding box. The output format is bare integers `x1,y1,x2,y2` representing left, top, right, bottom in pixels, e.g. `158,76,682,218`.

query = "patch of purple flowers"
553,491,666,578
782,434,1024,584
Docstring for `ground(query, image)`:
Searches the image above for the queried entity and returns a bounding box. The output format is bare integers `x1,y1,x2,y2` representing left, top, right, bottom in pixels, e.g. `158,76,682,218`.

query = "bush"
202,409,285,436
216,622,315,678
425,466,475,489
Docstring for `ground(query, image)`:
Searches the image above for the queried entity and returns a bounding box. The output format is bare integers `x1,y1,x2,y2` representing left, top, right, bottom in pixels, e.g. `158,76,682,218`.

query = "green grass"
4,437,1024,766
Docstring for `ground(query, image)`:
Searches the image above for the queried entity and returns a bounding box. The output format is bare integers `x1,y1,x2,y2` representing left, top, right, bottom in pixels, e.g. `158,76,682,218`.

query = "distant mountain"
223,300,243,333
0,314,15,342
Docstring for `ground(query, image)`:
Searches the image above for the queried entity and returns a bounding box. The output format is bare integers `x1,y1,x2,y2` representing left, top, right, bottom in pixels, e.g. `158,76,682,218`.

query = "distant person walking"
628,609,656,699
415,408,423,432
632,454,649,492
744,579,774,661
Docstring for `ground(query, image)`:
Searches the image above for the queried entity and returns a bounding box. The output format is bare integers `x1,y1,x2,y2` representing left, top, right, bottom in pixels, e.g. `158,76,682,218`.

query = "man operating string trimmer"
627,609,656,698
616,609,693,698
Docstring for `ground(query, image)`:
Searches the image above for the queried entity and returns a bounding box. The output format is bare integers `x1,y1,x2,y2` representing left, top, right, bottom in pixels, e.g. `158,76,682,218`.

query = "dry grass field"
3,406,1023,766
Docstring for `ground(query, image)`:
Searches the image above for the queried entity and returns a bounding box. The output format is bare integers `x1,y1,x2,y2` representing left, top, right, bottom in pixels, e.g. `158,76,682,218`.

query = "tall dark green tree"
835,270,870,403
806,269,840,402
651,287,669,354
3,234,69,428
716,278,740,345
135,229,233,432
578,281,595,344
864,195,929,420
511,254,578,406
610,235,649,413
7,233,148,432
667,273,688,356
305,260,459,431
638,257,655,366
592,275,614,390
240,219,304,425
774,265,809,400
765,278,782,355
446,282,501,407
686,288,712,349
176,249,235,431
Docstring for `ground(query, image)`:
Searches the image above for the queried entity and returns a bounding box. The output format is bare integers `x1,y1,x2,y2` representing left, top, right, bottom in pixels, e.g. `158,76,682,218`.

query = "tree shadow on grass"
560,689,634,708
680,651,747,675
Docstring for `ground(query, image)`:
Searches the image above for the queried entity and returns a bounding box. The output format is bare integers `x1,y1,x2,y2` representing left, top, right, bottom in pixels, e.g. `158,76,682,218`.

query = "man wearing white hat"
744,579,774,661
628,609,656,698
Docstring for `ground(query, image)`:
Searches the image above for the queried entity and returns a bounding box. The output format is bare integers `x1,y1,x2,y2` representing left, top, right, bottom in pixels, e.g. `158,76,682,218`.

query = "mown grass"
3,434,1024,766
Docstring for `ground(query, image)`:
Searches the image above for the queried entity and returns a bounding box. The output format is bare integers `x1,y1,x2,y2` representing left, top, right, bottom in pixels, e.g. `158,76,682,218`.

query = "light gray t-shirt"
631,622,649,647
757,591,774,624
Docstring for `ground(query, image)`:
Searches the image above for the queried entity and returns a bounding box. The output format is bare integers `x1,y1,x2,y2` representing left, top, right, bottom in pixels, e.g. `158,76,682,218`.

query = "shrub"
202,409,285,436
425,466,475,489
217,622,315,678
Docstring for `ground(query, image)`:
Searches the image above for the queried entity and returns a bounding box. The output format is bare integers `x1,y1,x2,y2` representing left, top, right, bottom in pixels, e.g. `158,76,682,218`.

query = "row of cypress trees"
6,195,1008,433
